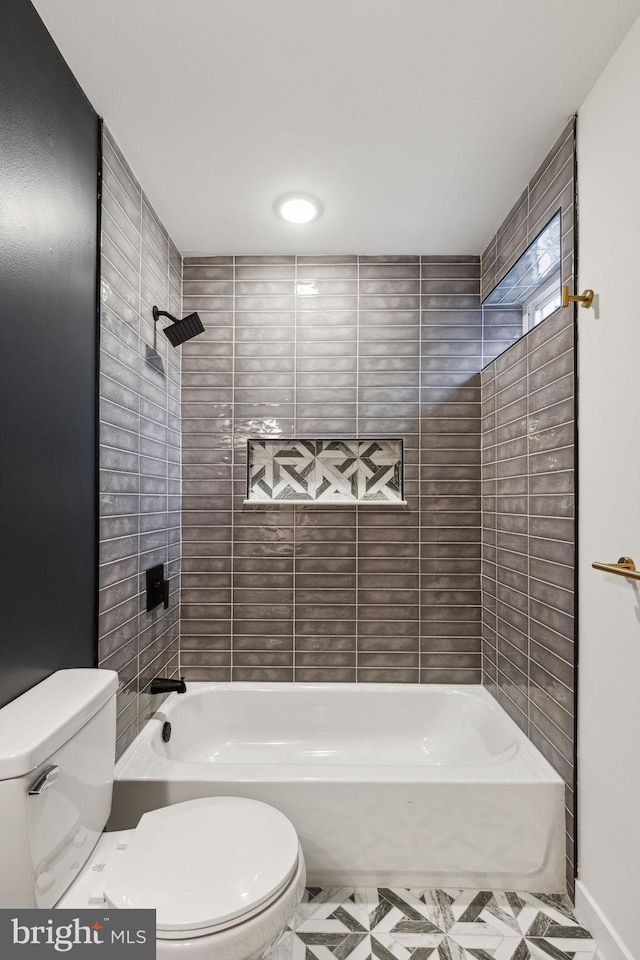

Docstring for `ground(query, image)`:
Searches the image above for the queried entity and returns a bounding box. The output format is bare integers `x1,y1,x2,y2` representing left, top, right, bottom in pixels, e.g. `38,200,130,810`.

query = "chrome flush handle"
28,765,60,796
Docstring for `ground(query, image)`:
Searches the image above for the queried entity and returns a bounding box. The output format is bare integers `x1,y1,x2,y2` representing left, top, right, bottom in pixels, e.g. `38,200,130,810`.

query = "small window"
522,270,562,333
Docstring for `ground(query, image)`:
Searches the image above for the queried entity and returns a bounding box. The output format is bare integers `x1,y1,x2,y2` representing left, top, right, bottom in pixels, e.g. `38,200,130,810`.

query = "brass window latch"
562,285,594,308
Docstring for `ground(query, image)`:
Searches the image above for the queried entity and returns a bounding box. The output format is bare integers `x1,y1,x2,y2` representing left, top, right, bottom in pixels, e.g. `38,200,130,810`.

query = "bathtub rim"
115,682,564,787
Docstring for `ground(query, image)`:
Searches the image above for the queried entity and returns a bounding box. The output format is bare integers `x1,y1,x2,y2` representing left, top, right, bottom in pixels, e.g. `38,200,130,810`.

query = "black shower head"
152,306,205,347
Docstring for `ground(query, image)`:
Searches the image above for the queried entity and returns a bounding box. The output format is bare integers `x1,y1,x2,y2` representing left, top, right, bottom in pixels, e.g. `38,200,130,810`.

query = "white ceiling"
32,0,640,255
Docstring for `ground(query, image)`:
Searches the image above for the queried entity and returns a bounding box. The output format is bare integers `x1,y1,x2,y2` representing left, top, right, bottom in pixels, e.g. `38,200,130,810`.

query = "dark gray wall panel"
0,0,99,706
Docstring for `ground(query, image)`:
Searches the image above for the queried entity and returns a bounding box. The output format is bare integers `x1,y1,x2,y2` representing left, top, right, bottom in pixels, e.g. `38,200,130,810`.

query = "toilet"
0,669,305,960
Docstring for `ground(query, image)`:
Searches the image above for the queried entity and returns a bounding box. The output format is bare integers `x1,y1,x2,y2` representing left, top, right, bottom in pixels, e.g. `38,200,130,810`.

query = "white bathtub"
112,683,565,891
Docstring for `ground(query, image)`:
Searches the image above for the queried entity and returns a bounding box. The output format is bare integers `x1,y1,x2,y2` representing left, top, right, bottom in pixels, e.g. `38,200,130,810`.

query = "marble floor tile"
267,887,599,960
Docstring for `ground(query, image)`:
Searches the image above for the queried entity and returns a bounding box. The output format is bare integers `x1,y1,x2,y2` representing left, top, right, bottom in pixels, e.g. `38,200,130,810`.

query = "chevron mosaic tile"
247,439,404,504
267,887,600,960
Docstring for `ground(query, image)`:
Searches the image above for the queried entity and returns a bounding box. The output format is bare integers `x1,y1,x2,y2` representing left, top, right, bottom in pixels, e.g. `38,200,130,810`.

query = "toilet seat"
104,797,300,940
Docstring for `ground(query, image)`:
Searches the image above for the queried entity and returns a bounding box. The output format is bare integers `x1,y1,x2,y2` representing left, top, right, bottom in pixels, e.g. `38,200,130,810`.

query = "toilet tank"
0,669,118,908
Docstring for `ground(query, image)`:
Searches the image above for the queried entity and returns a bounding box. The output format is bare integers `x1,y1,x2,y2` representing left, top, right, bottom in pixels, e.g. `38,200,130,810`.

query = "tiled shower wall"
480,119,576,309
180,256,483,682
98,128,182,758
480,118,577,888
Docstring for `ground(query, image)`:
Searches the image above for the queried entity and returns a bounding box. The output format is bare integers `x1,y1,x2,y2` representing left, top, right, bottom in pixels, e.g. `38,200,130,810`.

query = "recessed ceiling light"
275,193,323,224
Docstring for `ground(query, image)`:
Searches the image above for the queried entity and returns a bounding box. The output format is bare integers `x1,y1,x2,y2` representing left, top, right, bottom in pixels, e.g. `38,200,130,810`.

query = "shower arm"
152,305,179,325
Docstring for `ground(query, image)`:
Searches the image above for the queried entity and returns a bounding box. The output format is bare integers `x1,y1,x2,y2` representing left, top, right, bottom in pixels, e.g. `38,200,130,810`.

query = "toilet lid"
103,797,299,936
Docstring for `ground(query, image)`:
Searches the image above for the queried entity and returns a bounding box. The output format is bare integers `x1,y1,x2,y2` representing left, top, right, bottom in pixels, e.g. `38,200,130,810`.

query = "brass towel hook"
562,285,594,309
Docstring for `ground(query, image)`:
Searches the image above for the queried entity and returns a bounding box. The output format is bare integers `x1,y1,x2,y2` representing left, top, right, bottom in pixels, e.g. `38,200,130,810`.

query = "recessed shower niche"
245,438,405,505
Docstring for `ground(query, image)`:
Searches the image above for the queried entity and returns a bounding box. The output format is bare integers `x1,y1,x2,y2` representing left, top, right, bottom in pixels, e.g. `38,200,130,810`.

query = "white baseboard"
575,881,635,960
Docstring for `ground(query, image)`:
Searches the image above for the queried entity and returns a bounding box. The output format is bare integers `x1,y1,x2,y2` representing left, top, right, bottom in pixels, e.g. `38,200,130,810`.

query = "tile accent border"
247,438,405,504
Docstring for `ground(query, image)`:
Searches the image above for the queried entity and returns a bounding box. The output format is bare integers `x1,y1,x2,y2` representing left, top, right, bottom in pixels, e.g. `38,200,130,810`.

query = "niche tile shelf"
246,439,405,505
